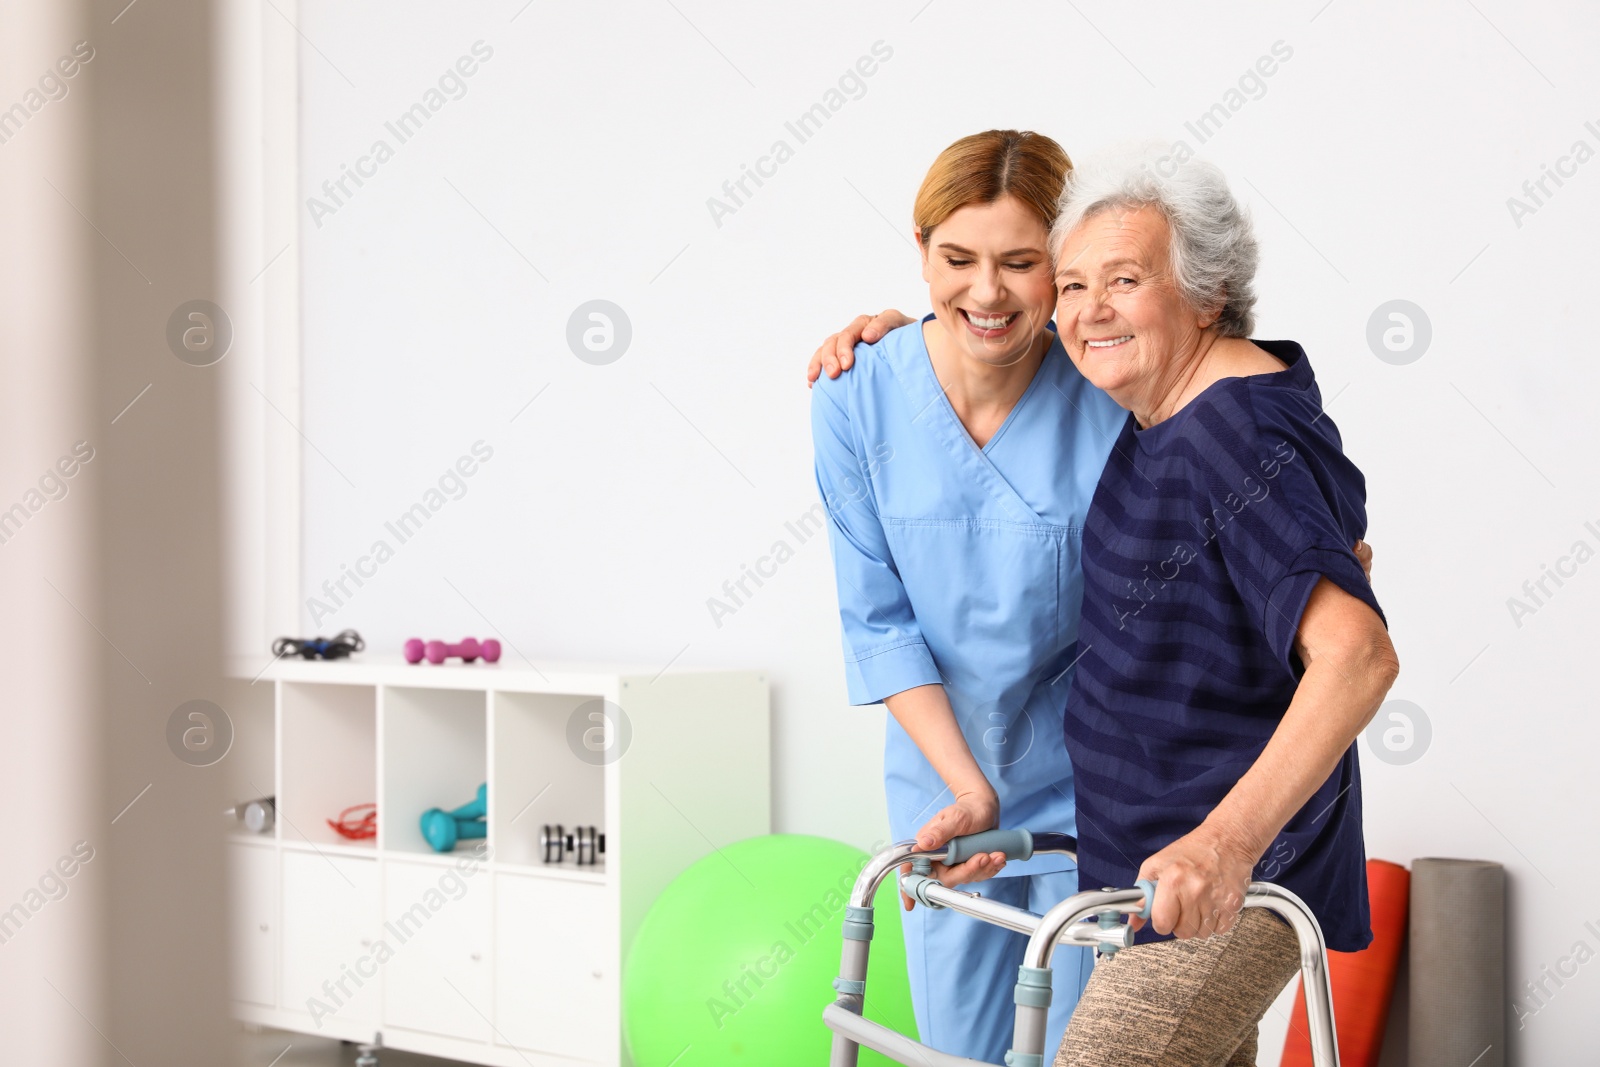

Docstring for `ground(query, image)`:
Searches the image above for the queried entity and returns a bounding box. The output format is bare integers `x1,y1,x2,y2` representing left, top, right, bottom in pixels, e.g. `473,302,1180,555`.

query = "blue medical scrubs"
811,317,1125,1063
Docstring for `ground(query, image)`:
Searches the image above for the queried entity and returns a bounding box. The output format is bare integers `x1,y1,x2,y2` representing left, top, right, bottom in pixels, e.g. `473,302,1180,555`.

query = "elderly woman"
812,142,1397,1065
1042,144,1398,1064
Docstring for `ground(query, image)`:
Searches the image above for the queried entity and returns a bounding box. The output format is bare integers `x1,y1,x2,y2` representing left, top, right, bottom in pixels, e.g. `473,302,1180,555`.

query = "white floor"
240,1026,459,1067
239,980,1397,1067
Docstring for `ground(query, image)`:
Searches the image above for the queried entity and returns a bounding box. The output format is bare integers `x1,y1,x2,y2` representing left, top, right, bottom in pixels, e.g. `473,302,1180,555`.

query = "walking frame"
822,829,1340,1067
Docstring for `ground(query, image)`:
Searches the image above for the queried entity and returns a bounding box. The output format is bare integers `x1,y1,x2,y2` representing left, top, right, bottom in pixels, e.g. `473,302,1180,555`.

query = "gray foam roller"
1410,857,1505,1067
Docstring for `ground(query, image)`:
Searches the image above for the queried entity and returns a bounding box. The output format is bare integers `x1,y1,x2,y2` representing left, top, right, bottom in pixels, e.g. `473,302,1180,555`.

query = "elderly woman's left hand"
1130,824,1259,940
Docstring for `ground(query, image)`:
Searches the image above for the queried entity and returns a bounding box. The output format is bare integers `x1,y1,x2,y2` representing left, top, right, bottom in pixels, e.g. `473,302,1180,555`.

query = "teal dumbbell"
420,783,487,852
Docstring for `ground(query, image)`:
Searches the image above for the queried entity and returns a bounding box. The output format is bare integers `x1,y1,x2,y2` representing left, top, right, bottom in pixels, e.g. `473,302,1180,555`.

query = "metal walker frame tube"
822,833,1340,1067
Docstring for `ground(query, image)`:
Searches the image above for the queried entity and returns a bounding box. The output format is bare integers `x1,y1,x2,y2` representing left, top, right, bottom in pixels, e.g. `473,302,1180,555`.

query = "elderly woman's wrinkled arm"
1133,577,1399,940
807,309,917,385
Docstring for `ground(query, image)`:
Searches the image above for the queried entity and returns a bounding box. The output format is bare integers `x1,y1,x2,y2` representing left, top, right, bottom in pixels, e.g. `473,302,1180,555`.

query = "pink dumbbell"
403,637,503,665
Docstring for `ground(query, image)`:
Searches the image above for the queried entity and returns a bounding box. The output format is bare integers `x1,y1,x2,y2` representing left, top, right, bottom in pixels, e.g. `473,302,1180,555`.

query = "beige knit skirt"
1053,909,1302,1067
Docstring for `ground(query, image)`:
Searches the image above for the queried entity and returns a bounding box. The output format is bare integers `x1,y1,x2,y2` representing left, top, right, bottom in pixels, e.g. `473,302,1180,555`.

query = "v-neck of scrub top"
896,314,1054,526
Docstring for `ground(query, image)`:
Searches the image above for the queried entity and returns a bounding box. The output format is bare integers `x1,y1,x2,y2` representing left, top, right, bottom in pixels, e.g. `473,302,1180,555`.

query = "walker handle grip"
944,828,1034,865
1135,878,1158,921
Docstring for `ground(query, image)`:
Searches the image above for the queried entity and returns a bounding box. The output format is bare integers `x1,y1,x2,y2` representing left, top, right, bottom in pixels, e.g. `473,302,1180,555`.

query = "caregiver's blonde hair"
913,130,1071,245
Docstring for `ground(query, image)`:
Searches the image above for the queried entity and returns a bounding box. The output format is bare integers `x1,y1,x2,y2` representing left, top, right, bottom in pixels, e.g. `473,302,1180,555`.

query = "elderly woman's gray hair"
1050,143,1260,337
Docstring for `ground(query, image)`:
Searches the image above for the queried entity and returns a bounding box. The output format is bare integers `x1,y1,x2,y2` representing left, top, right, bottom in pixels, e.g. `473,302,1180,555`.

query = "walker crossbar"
823,832,1341,1067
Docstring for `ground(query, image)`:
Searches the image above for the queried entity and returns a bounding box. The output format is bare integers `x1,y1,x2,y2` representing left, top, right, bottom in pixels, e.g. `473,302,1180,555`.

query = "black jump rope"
272,628,365,660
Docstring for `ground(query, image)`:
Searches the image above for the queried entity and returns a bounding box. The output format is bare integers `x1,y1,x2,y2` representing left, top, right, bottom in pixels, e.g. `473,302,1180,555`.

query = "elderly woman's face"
1053,205,1212,400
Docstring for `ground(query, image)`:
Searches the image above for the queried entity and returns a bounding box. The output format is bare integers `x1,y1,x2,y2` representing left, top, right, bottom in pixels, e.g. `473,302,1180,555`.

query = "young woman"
809,130,1125,1062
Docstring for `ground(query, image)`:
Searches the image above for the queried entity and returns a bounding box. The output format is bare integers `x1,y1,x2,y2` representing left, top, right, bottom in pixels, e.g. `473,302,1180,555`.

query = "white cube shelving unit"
222,656,770,1066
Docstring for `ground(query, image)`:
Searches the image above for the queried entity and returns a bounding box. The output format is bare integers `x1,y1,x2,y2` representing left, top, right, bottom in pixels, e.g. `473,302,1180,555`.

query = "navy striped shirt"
1063,340,1383,953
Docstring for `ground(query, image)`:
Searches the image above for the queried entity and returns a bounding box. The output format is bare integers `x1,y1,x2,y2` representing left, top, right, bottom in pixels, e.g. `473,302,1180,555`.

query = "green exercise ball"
623,834,917,1066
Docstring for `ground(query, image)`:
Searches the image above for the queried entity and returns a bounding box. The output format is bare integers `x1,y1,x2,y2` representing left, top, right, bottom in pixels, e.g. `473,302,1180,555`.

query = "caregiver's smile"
920,194,1056,368
957,308,1022,339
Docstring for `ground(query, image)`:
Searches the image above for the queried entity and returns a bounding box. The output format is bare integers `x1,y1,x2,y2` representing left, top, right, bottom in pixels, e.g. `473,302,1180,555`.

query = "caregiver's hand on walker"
884,683,1012,911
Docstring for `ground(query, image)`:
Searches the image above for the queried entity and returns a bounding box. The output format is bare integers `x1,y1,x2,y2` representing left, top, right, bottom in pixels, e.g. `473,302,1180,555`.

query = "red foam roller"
1279,859,1410,1067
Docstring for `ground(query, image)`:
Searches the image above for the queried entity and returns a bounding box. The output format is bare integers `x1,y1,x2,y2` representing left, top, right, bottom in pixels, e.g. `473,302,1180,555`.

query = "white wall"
290,2,1600,1061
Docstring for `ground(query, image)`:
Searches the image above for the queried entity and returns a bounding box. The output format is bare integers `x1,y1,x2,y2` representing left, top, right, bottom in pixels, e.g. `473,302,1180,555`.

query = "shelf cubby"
221,674,277,817
278,682,376,849
381,685,487,855
490,690,607,870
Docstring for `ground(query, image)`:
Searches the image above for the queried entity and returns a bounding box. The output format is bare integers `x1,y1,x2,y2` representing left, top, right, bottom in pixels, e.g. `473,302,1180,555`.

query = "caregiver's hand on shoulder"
897,789,1008,911
1131,824,1256,940
807,309,915,387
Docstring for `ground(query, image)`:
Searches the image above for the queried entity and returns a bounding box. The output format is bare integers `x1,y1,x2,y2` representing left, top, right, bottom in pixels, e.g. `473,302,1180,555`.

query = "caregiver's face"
1053,205,1209,396
919,196,1055,366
